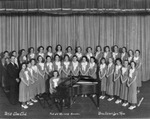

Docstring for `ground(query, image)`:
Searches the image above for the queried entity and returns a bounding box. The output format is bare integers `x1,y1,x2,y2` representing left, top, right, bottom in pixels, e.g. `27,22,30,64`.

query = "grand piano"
53,76,100,112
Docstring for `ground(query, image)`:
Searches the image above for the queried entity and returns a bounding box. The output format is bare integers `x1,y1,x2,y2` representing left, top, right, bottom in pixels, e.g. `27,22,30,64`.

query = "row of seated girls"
1,44,142,110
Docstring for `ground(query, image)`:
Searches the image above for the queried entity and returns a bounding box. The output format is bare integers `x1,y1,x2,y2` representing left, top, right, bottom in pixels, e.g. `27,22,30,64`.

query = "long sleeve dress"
19,70,30,102
120,67,129,101
106,63,114,96
37,63,46,94
128,69,137,104
114,65,122,97
99,64,107,92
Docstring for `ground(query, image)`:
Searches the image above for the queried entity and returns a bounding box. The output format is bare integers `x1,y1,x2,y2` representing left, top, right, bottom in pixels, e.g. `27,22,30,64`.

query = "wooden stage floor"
0,80,150,119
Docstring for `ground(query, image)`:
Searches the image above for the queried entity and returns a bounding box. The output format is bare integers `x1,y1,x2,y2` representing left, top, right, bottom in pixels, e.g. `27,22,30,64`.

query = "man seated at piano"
49,70,61,94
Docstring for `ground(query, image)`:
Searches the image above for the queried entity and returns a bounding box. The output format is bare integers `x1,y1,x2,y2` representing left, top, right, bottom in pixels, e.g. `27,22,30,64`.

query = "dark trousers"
9,83,19,105
45,74,53,94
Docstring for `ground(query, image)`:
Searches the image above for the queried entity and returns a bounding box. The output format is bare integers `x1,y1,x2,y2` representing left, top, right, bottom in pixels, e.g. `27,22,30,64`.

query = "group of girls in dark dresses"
1,44,142,110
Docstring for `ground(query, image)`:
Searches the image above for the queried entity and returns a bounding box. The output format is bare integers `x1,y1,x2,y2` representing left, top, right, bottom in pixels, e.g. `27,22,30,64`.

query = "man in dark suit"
7,55,20,105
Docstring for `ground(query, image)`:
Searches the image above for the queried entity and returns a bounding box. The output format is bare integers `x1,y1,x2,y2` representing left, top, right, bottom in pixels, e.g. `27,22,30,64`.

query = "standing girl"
80,56,90,76
75,46,83,61
114,58,122,104
65,46,73,59
37,56,46,97
99,58,107,99
62,55,71,79
53,55,62,76
127,61,137,110
19,63,30,109
134,50,142,93
121,47,128,63
19,49,27,66
71,55,80,76
86,47,93,61
45,56,54,93
27,61,38,103
89,57,97,79
55,44,63,59
46,46,53,58
120,60,129,107
103,46,112,64
95,45,103,64
37,46,45,59
31,59,39,97
112,45,120,61
27,47,36,61
106,57,115,101
128,49,134,63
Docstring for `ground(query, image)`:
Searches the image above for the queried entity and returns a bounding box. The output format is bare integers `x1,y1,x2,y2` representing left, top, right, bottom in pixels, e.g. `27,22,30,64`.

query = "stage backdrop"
0,15,150,81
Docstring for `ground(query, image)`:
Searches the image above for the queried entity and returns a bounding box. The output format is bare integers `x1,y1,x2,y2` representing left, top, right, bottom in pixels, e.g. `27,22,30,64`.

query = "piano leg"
60,99,63,112
97,93,100,109
65,97,71,109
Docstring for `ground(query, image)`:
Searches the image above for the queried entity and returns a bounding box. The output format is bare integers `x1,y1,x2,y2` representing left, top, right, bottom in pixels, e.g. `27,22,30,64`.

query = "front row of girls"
99,57,138,110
